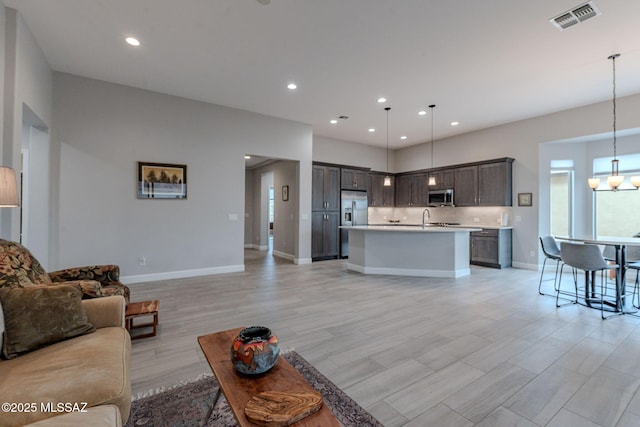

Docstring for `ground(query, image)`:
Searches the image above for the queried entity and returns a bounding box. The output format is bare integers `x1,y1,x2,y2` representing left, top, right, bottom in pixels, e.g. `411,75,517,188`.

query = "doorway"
21,105,50,268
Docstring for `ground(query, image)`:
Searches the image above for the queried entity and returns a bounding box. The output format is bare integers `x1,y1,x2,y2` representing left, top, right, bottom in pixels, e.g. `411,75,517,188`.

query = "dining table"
555,235,640,314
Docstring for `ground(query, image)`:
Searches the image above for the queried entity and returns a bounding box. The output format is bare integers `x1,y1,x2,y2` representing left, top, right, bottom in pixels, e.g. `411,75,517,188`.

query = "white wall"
313,135,392,172
51,73,312,282
1,8,53,245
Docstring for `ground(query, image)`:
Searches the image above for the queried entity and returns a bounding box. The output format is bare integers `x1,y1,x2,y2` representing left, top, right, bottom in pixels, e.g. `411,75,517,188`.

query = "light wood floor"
129,249,640,426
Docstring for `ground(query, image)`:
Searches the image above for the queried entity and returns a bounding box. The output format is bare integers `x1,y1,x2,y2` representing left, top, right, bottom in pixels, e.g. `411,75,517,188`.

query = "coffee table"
197,327,340,427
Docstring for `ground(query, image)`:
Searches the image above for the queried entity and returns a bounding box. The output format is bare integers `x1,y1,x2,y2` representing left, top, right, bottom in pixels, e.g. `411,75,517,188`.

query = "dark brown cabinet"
454,159,513,207
395,173,428,207
311,211,340,259
454,166,479,207
312,165,340,211
341,168,368,190
470,228,512,268
368,173,395,207
478,161,512,206
312,164,341,260
427,169,455,191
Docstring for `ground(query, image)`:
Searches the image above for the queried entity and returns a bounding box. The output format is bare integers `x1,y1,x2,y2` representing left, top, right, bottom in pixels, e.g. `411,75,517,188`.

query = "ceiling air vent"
550,1,601,31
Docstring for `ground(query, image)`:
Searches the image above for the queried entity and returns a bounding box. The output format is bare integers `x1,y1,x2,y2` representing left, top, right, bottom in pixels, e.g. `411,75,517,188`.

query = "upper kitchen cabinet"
478,160,513,206
454,166,478,207
395,173,428,207
454,158,513,206
368,172,395,207
312,164,340,211
341,168,368,190
427,169,455,191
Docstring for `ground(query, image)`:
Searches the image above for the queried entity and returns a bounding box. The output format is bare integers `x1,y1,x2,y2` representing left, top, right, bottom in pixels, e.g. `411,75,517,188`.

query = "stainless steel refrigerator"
340,190,368,258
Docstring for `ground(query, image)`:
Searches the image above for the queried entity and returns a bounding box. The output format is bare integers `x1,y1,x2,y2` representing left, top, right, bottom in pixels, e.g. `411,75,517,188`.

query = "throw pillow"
0,284,95,359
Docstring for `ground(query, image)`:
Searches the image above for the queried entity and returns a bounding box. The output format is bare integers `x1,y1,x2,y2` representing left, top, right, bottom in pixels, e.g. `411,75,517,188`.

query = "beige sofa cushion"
0,327,131,426
0,284,95,359
24,405,122,427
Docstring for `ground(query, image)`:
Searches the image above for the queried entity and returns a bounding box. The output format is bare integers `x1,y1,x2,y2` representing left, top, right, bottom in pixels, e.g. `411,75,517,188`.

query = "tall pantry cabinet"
312,165,340,260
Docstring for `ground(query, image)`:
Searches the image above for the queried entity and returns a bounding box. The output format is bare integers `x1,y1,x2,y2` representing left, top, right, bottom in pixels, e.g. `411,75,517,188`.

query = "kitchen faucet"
422,208,431,228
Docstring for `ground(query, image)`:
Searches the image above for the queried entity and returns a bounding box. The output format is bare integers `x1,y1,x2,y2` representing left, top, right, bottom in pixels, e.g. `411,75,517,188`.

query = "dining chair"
538,236,562,297
559,242,619,319
625,246,640,309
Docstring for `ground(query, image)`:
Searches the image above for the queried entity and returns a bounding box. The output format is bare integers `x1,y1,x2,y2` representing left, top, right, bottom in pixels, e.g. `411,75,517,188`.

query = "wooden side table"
198,327,340,427
125,300,159,339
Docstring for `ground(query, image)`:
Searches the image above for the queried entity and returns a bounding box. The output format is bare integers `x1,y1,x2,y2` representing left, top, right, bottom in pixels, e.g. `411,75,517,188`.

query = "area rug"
126,351,383,426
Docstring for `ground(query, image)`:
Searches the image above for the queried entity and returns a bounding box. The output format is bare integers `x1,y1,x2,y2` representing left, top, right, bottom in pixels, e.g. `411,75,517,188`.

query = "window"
593,153,640,237
550,171,572,236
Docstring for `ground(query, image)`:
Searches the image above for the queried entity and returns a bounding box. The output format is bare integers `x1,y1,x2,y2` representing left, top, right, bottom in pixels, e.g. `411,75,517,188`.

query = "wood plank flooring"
129,249,640,426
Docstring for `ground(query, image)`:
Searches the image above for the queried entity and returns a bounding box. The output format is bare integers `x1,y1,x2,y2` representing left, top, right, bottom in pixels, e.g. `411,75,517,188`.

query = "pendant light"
428,104,436,186
588,54,632,191
383,107,392,186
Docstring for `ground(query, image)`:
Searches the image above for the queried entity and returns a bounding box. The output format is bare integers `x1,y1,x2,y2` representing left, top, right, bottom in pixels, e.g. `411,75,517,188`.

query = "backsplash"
368,206,512,227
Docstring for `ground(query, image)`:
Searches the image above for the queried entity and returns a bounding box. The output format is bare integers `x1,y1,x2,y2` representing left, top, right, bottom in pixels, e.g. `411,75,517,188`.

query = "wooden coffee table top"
197,327,340,427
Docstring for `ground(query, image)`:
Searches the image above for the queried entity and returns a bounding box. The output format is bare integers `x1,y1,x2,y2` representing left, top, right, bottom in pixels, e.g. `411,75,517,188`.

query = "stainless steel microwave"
428,189,454,207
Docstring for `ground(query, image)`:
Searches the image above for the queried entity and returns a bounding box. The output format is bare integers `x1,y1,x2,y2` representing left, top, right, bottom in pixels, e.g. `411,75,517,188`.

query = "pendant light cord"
385,107,390,172
611,54,617,161
429,105,435,171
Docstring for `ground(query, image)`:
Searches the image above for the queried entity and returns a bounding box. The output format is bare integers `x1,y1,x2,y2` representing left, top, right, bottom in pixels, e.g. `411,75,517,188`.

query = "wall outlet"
530,251,536,257
138,256,146,266
515,215,522,222
473,217,480,223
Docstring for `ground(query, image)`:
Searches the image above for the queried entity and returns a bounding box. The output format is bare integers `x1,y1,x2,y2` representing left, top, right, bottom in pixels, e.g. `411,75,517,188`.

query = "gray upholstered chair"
624,245,640,309
538,236,562,297
559,242,619,319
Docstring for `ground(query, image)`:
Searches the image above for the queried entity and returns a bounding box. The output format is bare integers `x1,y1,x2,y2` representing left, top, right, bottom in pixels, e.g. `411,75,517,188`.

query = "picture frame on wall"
137,162,187,199
282,185,289,201
518,192,532,207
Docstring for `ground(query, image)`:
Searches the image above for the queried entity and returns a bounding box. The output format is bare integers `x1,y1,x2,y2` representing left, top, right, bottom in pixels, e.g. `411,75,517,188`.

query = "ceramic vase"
230,326,280,375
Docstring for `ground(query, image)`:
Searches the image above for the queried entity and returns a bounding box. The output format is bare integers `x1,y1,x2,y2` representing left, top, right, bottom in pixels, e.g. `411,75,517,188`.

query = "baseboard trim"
273,250,295,261
295,257,312,265
245,244,269,251
512,261,539,271
122,265,245,285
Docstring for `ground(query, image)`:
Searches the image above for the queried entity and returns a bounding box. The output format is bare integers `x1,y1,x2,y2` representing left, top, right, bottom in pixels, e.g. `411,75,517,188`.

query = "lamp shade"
588,178,600,190
607,174,624,190
631,175,640,188
0,167,19,207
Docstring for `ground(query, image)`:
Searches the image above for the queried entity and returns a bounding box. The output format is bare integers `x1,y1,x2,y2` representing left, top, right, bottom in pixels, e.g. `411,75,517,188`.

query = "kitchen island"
341,225,481,278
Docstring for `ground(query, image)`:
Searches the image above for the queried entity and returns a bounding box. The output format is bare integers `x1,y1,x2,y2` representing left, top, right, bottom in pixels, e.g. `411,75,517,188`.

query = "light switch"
228,213,239,221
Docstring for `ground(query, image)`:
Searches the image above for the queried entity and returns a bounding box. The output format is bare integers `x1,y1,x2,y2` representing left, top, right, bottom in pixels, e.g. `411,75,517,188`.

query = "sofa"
0,239,130,303
0,294,131,426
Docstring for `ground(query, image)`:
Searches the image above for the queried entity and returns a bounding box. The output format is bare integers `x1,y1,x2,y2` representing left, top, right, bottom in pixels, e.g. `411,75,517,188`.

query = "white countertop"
367,223,512,230
341,225,482,232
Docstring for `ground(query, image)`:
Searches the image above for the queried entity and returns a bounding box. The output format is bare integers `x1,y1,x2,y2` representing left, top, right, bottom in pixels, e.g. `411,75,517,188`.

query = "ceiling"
6,0,640,148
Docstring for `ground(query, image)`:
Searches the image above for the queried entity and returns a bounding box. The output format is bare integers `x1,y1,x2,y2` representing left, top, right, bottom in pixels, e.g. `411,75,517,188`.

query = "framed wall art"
517,192,532,207
137,162,187,199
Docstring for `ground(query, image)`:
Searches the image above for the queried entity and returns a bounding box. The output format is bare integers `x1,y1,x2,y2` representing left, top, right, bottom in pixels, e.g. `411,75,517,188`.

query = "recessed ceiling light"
400,136,407,140
125,37,140,47
244,155,251,160
418,110,427,116
450,121,459,126
377,97,387,103
330,119,338,124
287,83,297,90
368,128,376,133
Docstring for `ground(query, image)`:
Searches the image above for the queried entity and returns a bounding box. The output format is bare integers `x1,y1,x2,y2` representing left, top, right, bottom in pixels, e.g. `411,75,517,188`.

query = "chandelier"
588,54,640,191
